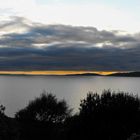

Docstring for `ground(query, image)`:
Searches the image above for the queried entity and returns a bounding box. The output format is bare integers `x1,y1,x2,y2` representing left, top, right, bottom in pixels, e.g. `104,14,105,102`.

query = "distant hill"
0,72,140,77
0,73,101,76
64,73,101,76
108,72,140,77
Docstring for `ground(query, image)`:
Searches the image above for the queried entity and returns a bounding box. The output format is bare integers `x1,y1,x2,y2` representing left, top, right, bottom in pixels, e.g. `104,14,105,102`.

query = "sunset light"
0,71,119,75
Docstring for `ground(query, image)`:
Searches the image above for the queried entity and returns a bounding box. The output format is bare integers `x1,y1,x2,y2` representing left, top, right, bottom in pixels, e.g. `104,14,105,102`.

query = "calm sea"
0,75,140,117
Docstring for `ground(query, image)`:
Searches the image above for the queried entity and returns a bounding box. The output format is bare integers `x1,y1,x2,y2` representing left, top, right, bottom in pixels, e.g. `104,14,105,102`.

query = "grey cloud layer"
0,17,139,70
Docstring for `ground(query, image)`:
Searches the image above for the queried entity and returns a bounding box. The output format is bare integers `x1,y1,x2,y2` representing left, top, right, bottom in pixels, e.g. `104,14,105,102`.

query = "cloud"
0,17,140,71
0,0,139,32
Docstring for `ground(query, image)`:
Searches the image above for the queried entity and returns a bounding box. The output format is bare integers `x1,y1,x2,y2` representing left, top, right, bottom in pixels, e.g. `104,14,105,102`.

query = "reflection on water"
0,76,140,116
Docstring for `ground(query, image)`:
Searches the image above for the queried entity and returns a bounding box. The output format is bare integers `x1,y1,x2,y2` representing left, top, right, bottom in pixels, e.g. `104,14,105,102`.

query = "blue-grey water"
0,75,140,117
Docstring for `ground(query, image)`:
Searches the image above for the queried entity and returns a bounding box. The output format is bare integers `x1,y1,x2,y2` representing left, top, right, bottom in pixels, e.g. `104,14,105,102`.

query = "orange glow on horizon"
0,71,122,75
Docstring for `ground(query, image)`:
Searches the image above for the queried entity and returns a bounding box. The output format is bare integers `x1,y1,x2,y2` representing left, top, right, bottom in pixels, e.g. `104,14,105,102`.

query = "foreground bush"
14,92,71,140
15,92,71,123
0,105,19,140
65,90,140,140
1,90,140,140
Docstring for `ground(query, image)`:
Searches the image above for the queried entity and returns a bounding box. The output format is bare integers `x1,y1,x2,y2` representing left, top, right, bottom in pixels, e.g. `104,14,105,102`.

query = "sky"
1,0,140,32
0,0,140,71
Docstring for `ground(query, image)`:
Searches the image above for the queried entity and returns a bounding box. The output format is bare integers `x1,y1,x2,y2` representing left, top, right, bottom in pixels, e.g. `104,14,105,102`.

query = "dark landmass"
108,71,140,77
1,90,140,140
0,71,140,77
0,73,101,77
64,73,101,76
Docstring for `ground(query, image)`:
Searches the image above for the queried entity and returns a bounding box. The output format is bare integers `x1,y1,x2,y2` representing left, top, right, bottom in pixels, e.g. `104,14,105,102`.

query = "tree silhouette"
0,104,5,115
77,90,140,140
6,90,140,140
15,92,71,123
80,90,140,119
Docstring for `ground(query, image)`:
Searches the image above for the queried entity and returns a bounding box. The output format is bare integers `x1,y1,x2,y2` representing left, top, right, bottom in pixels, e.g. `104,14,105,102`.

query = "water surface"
0,75,140,116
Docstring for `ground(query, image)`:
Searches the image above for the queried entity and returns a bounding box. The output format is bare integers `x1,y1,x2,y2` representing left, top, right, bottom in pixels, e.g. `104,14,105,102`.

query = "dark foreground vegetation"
0,90,140,140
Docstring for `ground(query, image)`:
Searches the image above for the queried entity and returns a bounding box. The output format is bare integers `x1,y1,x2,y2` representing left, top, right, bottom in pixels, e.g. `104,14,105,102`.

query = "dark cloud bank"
0,17,140,71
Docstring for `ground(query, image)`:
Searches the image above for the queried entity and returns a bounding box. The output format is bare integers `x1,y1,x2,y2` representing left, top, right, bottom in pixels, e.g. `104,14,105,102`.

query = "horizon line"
0,70,131,76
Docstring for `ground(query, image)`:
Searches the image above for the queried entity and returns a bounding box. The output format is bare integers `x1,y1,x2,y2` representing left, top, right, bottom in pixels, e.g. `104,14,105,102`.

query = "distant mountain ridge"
108,71,140,77
64,73,101,76
0,73,101,76
65,71,140,77
0,71,140,77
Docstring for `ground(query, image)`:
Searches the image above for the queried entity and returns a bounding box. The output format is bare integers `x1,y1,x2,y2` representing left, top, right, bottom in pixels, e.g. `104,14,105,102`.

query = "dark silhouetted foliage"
65,90,140,140
15,92,71,123
14,92,71,140
1,90,140,140
0,104,5,115
0,105,19,140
